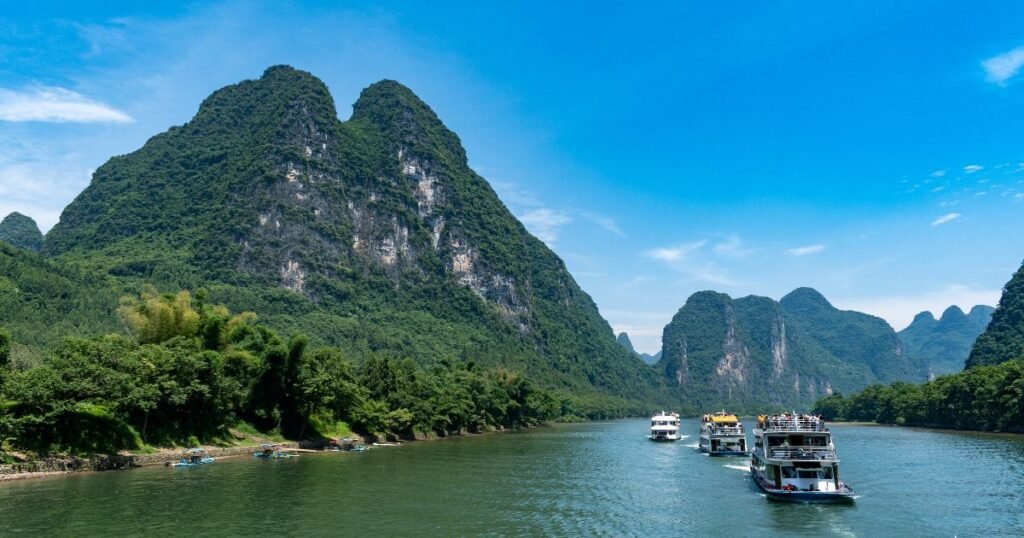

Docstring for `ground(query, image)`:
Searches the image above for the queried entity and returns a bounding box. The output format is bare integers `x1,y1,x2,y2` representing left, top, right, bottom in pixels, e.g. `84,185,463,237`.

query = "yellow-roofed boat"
699,410,748,456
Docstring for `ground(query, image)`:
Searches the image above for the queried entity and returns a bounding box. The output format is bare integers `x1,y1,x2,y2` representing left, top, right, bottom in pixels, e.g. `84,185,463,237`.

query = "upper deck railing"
706,425,745,435
756,414,828,432
767,447,837,461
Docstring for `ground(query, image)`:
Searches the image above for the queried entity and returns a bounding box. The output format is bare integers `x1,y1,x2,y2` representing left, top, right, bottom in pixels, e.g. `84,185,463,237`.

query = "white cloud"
834,284,1001,331
518,208,572,244
491,179,541,208
1013,193,1024,202
982,46,1024,85
785,244,825,256
930,213,961,227
712,235,755,258
930,169,947,177
0,86,132,123
580,211,626,237
0,141,95,232
645,240,706,262
643,240,739,286
963,164,984,174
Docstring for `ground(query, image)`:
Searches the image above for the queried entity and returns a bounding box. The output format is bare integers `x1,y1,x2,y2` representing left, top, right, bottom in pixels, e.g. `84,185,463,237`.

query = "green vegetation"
898,306,993,376
0,212,43,252
0,290,557,457
814,260,1024,434
811,358,1024,433
658,288,925,410
21,65,665,414
968,261,1024,369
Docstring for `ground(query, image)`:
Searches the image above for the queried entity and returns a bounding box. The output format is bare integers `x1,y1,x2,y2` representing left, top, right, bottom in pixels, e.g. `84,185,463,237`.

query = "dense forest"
0,288,573,457
811,358,1024,433
814,259,1024,433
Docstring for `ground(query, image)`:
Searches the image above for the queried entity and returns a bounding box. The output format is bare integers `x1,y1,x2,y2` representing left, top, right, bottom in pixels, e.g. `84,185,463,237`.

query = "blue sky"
2,1,1023,352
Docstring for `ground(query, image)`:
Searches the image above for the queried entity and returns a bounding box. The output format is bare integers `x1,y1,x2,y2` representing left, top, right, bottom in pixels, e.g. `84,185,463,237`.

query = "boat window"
782,467,796,478
767,437,783,447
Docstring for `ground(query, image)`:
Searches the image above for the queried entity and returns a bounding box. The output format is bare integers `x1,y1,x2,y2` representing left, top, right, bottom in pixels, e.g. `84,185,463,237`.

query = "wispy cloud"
930,169,947,178
580,211,626,237
983,46,1024,85
930,212,962,227
518,208,572,244
712,235,755,259
491,179,542,208
0,86,132,123
785,244,825,256
834,284,1001,331
643,240,739,286
645,240,706,262
963,164,984,174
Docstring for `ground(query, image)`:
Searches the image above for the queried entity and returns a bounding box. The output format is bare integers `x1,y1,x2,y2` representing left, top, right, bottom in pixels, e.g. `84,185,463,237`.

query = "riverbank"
0,423,545,483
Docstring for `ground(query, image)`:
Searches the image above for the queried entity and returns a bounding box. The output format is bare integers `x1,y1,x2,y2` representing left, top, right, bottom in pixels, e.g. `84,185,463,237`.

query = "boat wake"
722,464,749,472
684,443,700,449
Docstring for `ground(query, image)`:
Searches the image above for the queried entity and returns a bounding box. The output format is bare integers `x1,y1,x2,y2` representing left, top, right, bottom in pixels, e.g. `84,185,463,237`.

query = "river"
1,418,1022,536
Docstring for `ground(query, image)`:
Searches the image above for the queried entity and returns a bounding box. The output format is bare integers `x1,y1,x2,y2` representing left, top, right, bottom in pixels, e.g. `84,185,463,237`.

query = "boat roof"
702,411,739,423
651,411,679,419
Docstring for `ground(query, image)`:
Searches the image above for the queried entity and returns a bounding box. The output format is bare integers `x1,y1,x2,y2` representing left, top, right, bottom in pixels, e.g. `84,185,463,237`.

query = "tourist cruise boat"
649,411,682,441
698,411,747,456
749,413,855,502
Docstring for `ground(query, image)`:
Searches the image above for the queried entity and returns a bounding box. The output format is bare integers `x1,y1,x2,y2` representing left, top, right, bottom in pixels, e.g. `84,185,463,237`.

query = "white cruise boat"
749,413,855,503
699,411,747,456
649,411,681,442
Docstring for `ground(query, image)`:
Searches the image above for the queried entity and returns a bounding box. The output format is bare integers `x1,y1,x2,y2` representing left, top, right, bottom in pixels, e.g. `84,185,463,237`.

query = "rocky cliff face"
658,288,925,408
41,66,663,401
0,213,43,252
899,305,994,376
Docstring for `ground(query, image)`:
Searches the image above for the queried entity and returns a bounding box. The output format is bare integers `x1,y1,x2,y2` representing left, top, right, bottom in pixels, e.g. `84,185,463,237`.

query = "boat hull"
702,448,749,457
649,434,681,442
751,468,855,503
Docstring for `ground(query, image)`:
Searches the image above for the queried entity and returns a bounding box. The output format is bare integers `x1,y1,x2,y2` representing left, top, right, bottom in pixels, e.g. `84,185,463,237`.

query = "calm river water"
1,418,1023,536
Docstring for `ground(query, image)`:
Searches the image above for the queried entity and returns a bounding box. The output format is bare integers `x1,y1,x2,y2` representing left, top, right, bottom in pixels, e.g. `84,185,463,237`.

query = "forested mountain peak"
657,287,924,409
31,66,663,410
909,310,938,326
779,287,833,313
939,305,966,322
899,303,994,376
616,332,635,353
0,212,43,252
968,261,1024,368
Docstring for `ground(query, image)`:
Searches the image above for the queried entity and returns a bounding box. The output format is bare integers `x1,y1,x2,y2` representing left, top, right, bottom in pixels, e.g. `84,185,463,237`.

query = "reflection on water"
0,419,1022,536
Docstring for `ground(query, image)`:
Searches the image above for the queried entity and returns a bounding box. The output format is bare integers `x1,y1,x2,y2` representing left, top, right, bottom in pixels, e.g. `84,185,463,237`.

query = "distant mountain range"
615,332,661,365
898,305,994,376
654,288,928,409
